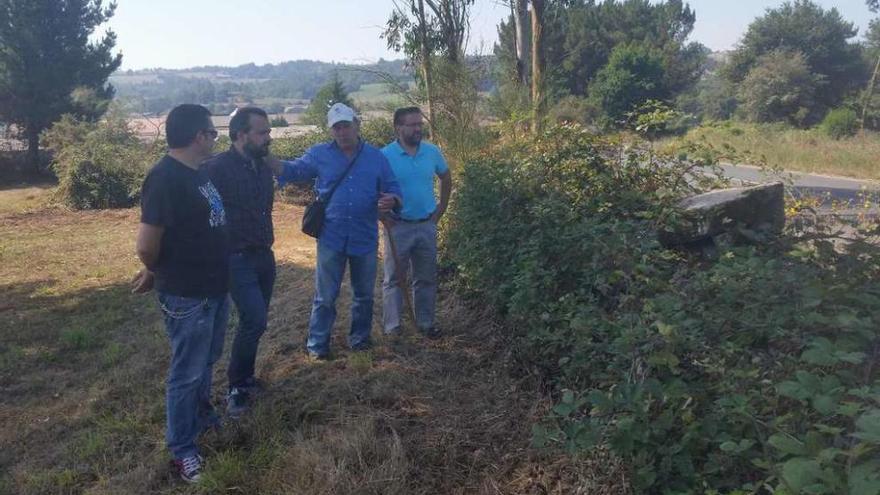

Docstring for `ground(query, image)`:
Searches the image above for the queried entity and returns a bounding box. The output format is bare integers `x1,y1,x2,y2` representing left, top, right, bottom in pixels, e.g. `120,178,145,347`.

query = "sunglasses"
202,128,219,141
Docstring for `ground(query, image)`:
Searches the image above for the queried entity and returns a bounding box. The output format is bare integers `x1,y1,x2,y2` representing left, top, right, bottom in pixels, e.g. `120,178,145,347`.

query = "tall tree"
416,0,436,137
494,0,706,101
511,0,529,86
722,0,864,117
302,73,356,127
863,0,880,131
588,43,669,126
530,0,546,133
0,0,122,170
737,49,821,126
383,0,475,140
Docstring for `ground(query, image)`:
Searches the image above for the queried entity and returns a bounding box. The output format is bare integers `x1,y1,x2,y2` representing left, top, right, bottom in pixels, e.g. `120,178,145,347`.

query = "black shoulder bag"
301,144,363,238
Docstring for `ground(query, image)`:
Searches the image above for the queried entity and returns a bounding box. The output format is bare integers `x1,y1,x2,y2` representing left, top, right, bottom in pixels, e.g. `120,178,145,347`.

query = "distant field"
664,123,880,180
351,83,409,108
125,115,318,140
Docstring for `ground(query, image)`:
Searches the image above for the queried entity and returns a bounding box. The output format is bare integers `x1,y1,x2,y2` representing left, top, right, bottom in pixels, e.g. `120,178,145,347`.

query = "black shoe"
351,341,373,352
226,387,250,418
239,376,265,395
421,327,442,340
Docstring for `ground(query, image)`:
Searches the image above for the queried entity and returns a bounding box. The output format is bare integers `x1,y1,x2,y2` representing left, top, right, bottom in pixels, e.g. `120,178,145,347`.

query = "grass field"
351,83,409,109
0,188,627,494
664,123,880,180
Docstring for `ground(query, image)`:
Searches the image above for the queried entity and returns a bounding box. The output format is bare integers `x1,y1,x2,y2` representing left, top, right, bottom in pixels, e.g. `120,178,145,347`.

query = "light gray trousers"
382,221,438,333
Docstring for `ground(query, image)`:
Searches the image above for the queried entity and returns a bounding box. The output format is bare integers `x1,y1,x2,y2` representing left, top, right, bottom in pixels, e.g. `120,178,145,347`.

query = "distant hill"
111,59,414,115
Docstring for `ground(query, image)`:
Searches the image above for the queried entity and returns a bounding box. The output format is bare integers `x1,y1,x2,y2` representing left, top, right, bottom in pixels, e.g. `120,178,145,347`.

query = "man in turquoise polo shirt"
380,107,452,338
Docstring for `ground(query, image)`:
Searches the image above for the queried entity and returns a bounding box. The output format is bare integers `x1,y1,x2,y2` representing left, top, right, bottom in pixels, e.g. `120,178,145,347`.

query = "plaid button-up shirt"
204,147,275,253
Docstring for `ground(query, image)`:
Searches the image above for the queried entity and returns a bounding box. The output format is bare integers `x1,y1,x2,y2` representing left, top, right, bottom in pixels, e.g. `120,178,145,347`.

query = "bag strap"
320,142,364,203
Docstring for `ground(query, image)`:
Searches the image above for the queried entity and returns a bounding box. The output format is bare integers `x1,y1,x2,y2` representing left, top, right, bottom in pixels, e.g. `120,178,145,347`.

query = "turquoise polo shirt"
381,140,448,221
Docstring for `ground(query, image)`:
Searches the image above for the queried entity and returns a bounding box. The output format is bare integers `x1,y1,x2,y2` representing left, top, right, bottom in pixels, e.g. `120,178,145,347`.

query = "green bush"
820,108,859,139
588,43,670,128
269,116,289,127
359,117,395,147
45,113,163,209
445,124,880,493
736,49,822,127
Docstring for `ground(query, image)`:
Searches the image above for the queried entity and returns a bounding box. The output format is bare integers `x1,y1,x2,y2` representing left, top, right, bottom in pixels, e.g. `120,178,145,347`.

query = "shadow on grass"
0,261,311,495
0,259,574,495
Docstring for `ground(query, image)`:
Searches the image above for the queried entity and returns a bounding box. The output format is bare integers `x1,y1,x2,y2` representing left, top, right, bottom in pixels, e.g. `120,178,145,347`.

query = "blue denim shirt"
278,140,401,256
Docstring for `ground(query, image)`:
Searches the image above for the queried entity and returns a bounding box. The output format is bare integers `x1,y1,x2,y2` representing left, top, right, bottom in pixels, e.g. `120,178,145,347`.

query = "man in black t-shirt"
131,104,226,484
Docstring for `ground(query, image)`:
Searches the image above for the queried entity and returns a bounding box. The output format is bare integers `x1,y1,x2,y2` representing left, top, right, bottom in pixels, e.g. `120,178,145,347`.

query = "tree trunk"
530,0,545,134
417,0,437,140
26,126,40,174
513,0,528,86
861,53,880,133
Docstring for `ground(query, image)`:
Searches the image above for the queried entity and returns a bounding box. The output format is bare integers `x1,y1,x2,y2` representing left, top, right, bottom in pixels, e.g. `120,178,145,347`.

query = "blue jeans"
159,292,229,460
307,244,377,356
382,221,438,333
227,248,276,389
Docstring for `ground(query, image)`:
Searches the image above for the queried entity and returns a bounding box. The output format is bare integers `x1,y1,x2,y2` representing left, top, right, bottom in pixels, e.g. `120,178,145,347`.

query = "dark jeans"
227,248,276,389
159,293,229,460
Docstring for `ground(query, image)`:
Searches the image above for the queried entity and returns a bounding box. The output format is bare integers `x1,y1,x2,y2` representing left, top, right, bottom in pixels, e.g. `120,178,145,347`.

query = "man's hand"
130,269,155,294
378,193,398,214
265,155,284,176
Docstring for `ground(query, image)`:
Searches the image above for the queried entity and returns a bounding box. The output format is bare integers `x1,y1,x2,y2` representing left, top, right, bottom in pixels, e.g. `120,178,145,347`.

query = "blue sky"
107,0,874,70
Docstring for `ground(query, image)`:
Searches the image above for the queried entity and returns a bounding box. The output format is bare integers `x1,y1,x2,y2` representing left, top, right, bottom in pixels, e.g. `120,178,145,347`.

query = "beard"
403,132,422,146
244,141,270,159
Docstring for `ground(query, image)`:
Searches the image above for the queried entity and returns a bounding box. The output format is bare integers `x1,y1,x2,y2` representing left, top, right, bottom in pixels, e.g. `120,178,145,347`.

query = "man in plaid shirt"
204,107,276,418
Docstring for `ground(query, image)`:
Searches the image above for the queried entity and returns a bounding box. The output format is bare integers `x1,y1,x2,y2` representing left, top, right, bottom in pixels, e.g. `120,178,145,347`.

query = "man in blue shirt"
271,103,401,359
380,107,452,339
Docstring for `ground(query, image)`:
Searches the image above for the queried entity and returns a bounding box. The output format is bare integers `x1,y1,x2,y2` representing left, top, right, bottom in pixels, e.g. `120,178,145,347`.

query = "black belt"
399,215,432,223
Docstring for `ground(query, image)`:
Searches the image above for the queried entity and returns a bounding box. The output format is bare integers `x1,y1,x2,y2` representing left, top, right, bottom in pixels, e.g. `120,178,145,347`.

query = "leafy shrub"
626,100,696,139
44,113,163,209
588,43,670,128
820,108,858,139
547,95,601,126
737,49,822,127
270,116,289,127
359,117,395,147
445,124,880,493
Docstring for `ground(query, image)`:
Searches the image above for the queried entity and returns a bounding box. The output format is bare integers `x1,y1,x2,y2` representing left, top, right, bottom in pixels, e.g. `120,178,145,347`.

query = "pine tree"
0,0,122,171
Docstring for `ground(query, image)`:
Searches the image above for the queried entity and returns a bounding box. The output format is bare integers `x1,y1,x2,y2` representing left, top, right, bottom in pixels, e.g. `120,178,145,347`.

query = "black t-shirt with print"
140,155,229,297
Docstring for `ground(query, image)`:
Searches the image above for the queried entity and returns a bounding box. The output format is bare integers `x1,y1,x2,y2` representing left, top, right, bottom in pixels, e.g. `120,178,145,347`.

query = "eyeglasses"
202,128,219,141
400,122,423,128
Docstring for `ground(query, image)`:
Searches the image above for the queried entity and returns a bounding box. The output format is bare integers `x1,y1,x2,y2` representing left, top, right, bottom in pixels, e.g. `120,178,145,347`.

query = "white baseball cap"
327,103,357,128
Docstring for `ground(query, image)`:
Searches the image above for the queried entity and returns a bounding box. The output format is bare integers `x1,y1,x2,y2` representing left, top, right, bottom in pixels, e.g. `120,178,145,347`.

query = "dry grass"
0,182,56,216
0,187,630,495
664,123,880,180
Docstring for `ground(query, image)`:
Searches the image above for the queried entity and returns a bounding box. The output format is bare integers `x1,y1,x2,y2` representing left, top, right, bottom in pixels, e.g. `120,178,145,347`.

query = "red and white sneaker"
171,454,203,483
